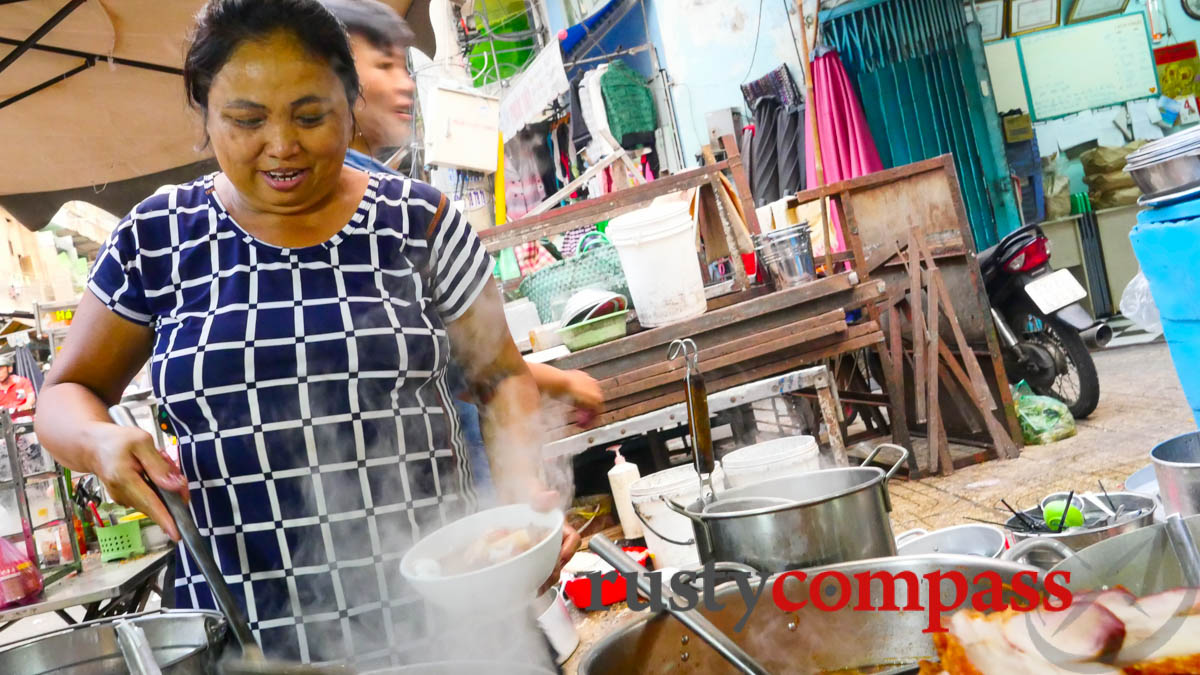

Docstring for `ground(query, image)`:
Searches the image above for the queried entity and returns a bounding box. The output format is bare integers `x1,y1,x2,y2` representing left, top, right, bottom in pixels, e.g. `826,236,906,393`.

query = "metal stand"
1,410,82,586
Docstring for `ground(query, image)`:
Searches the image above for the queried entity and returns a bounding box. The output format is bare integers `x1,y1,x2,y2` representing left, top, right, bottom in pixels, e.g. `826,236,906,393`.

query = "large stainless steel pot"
0,609,228,674
1152,431,1200,516
578,554,1042,674
664,445,909,574
1002,491,1156,569
1004,514,1200,596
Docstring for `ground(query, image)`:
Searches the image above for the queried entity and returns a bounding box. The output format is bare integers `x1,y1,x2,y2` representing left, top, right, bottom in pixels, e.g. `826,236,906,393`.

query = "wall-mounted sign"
1155,41,1200,100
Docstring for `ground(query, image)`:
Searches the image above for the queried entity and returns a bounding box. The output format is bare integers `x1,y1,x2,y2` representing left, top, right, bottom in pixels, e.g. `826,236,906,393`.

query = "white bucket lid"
605,199,693,246
629,464,705,502
722,435,819,471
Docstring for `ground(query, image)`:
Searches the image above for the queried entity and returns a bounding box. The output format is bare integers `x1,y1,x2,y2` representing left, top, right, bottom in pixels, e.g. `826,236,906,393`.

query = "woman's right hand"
85,421,188,542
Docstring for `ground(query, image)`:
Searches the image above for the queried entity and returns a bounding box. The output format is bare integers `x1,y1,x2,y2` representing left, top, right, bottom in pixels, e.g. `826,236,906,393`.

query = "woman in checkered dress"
35,0,570,666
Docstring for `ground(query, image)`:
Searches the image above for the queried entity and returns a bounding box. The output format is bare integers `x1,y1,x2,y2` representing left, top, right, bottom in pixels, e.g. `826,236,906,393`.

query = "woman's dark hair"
183,0,360,116
322,0,415,54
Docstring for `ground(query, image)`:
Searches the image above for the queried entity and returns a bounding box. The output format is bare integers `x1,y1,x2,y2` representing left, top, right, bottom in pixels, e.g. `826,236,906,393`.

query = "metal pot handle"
894,528,928,548
675,561,760,592
1000,537,1076,567
861,443,910,480
632,499,696,546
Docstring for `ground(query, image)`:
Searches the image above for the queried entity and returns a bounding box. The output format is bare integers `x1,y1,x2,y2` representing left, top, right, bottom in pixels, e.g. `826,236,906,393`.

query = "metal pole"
2,412,37,564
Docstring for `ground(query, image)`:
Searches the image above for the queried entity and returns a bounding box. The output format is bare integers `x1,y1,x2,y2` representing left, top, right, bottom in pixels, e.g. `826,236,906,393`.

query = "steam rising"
209,282,574,669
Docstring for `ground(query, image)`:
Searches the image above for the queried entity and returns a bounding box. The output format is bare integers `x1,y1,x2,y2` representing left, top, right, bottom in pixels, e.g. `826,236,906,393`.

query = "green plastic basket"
518,241,632,324
96,521,145,562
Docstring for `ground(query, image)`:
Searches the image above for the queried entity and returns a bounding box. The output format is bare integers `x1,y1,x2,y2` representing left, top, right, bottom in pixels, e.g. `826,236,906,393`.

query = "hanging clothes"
804,49,883,253
599,61,657,150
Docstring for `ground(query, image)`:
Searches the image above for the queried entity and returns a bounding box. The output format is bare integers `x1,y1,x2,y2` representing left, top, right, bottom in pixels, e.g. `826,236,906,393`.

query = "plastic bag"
1041,153,1072,219
1119,269,1163,336
1014,381,1077,445
0,536,43,608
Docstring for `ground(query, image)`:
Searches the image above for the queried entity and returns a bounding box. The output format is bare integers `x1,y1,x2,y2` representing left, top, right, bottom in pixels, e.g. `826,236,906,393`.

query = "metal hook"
668,338,699,369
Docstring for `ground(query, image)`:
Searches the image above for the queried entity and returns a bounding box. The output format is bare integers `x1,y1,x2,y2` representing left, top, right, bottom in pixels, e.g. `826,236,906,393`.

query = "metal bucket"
0,609,228,674
1005,514,1200,596
577,555,1042,674
1151,430,1200,516
1002,492,1157,569
664,445,908,574
755,224,815,288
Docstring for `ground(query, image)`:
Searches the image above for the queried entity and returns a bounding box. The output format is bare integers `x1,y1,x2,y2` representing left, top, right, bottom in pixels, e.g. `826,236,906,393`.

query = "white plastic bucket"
629,464,723,568
605,200,707,327
721,435,820,489
534,588,579,665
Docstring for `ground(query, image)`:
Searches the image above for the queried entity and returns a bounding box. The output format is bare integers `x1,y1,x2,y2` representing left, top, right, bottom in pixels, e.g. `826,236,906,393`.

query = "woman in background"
324,0,603,492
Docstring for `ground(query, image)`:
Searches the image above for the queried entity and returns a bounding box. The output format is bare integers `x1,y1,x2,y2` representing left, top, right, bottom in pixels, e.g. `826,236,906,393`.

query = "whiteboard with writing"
1017,12,1159,121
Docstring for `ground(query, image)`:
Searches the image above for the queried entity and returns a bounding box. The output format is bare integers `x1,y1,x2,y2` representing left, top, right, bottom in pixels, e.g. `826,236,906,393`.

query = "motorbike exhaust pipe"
1081,322,1113,349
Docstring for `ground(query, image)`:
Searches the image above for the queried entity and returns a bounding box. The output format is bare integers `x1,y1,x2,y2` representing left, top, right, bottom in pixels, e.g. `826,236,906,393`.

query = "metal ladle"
108,405,265,662
588,535,770,675
668,339,715,505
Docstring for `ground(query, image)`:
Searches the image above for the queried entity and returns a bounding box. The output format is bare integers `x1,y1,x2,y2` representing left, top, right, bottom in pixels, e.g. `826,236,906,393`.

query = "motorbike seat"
977,245,999,270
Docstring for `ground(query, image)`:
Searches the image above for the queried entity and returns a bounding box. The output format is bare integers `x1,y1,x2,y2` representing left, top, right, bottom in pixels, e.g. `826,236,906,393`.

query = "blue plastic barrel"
1132,198,1200,425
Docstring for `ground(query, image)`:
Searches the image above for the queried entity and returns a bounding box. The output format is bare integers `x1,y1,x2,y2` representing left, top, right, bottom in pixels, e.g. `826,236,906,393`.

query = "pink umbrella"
804,49,884,254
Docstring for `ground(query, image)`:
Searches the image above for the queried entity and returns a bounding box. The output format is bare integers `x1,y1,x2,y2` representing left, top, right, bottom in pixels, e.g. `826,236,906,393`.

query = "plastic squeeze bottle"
607,447,643,540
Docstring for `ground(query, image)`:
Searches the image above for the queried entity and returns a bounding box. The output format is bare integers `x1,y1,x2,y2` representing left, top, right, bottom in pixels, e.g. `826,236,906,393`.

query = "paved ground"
887,340,1193,533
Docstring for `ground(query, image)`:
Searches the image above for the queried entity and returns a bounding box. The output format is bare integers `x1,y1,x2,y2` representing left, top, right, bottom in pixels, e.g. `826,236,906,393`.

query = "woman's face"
349,35,415,152
206,31,353,215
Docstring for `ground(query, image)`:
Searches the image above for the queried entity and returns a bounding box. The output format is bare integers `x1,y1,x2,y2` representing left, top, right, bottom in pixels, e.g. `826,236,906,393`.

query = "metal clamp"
861,443,910,480
631,499,696,546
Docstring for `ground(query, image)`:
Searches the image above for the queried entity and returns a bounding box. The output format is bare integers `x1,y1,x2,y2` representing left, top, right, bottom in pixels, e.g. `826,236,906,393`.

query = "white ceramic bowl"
400,504,564,616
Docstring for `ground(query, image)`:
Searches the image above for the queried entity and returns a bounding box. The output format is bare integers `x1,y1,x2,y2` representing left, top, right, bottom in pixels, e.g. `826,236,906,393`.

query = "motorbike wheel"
1008,310,1101,419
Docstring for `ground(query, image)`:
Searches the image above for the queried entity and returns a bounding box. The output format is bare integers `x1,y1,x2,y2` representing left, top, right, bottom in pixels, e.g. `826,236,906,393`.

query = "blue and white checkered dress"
88,172,494,666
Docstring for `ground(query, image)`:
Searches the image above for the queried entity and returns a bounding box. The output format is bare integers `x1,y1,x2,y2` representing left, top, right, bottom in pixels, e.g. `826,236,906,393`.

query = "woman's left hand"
542,521,581,595
532,490,581,594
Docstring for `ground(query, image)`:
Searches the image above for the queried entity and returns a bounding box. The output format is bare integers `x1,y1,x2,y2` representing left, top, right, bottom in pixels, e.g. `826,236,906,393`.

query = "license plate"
1024,269,1087,315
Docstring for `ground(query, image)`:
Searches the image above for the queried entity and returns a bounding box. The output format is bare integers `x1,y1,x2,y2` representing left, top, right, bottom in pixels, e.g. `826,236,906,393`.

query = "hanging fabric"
804,48,884,254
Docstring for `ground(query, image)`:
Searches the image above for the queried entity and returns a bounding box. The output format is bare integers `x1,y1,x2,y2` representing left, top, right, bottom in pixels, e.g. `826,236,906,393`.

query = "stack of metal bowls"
1125,126,1200,206
754,223,815,288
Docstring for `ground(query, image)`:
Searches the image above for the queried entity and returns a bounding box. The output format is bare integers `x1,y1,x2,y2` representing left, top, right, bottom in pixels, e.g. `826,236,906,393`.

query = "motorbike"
979,224,1111,418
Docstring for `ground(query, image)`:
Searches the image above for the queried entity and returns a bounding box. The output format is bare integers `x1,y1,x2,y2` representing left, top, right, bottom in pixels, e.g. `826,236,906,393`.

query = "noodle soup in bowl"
401,504,564,616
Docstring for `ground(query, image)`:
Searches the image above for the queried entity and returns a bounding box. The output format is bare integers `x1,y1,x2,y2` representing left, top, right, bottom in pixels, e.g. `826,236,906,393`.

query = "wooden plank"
937,340,1020,460
884,305,915,472
480,162,728,252
602,309,846,389
562,280,885,381
926,265,945,475
598,322,875,412
599,318,848,400
552,272,856,370
721,135,762,236
908,232,927,424
938,358,984,434
549,331,885,439
792,156,953,205
817,383,848,466
912,234,995,412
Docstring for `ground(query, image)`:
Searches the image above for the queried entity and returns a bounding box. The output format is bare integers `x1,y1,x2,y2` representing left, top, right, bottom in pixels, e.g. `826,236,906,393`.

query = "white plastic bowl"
400,504,564,615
